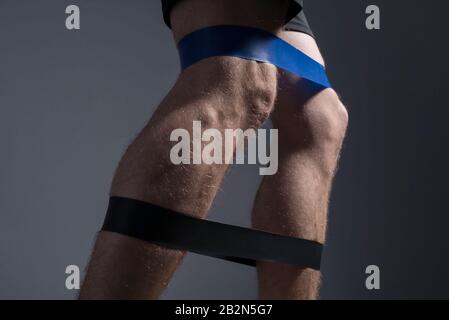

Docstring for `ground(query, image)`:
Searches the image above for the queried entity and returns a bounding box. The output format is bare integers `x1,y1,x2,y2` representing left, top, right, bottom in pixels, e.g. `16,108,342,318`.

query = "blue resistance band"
178,25,331,89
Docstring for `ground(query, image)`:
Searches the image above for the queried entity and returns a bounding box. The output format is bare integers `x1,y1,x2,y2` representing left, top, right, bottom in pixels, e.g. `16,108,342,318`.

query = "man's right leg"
79,0,290,300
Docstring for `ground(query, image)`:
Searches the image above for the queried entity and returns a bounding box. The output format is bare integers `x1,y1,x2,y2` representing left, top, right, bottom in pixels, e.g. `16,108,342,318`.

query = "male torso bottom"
80,0,348,300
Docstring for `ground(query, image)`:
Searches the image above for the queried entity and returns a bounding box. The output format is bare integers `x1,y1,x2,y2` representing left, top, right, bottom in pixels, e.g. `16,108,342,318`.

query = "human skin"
79,0,348,300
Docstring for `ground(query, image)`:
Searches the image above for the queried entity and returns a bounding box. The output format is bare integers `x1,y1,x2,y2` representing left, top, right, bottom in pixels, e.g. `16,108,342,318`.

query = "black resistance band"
103,197,323,270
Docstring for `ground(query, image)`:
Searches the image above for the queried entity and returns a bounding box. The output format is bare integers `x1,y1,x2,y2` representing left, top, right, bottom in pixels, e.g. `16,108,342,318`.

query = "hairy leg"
252,31,349,300
79,0,290,300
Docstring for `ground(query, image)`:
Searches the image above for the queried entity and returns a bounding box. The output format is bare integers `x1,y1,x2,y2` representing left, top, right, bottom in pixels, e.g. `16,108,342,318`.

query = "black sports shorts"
161,0,314,37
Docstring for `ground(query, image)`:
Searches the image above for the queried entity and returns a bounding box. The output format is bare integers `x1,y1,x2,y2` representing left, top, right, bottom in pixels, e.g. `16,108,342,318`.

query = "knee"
273,89,349,150
306,90,349,147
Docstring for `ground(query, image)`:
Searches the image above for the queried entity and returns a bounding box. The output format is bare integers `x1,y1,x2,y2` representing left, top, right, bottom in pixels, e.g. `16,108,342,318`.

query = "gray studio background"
1,0,448,299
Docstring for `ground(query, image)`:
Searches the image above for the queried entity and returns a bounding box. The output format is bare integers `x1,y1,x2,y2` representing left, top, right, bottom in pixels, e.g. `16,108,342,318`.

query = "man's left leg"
252,31,348,300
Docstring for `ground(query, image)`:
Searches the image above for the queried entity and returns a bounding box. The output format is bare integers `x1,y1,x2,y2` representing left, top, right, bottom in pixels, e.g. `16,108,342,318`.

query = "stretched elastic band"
102,197,323,270
178,25,331,89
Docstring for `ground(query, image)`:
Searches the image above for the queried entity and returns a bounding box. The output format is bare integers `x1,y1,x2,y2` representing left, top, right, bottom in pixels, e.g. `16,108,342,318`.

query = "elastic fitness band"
178,25,331,89
103,197,323,270
102,25,330,270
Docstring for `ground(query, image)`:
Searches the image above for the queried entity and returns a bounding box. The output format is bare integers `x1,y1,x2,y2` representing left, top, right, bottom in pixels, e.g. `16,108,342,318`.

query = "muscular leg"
79,0,291,299
252,32,349,300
